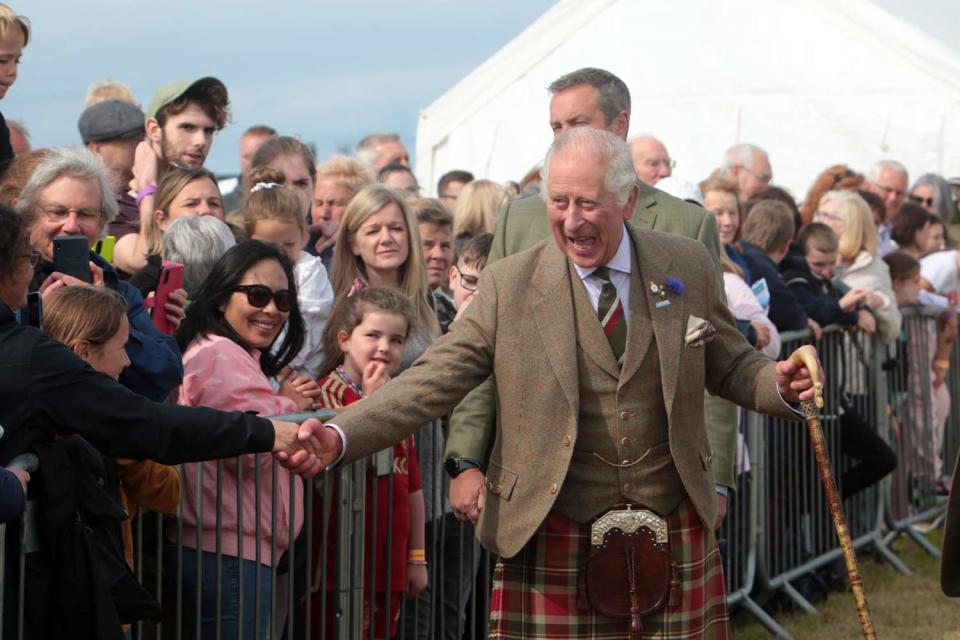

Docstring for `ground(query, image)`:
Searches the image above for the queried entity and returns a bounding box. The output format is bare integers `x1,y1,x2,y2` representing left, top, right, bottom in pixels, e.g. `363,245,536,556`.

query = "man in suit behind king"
314,128,818,638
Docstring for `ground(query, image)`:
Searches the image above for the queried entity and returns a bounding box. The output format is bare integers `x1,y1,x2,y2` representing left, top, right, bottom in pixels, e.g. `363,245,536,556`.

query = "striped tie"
593,266,626,364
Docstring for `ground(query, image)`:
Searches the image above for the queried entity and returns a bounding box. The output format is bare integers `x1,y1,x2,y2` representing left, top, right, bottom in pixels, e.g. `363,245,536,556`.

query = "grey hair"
911,173,954,223
868,159,908,183
548,68,631,126
720,143,768,171
15,146,119,229
162,215,237,296
355,133,402,171
541,128,637,208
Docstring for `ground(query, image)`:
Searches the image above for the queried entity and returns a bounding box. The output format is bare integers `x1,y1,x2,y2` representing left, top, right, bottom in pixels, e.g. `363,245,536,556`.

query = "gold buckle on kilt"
590,507,668,547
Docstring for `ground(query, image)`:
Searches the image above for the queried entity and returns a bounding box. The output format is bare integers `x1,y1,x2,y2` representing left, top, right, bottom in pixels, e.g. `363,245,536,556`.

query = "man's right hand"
450,468,485,524
130,139,161,193
271,419,344,477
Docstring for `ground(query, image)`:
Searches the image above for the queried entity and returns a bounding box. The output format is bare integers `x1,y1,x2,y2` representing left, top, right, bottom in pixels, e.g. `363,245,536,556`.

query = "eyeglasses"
454,265,480,292
643,158,676,170
233,285,295,312
831,169,856,186
814,210,843,223
879,185,905,199
16,251,41,269
911,194,935,207
39,204,101,225
741,166,772,184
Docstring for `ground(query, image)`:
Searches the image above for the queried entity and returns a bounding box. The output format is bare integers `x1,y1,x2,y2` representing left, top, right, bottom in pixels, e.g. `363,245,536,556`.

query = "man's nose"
62,212,83,234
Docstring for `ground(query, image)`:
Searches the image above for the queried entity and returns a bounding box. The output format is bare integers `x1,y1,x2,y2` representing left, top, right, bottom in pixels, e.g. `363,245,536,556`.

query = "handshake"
269,418,344,478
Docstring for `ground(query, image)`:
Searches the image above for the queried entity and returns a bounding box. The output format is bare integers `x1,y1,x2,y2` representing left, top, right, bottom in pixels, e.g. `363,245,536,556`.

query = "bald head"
629,135,672,185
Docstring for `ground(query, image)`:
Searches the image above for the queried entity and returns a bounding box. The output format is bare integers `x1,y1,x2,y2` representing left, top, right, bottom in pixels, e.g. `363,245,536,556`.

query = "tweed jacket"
446,182,743,488
333,226,795,558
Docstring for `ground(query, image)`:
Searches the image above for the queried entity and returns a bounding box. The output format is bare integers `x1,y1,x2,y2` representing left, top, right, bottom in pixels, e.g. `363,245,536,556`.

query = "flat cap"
78,99,145,144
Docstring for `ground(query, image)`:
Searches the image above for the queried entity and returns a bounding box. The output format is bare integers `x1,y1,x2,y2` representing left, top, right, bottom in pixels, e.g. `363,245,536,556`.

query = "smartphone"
53,235,92,283
94,235,116,264
15,292,42,328
151,261,184,335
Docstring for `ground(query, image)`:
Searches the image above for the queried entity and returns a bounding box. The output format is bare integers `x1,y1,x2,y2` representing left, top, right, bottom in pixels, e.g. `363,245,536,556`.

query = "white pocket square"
685,315,716,348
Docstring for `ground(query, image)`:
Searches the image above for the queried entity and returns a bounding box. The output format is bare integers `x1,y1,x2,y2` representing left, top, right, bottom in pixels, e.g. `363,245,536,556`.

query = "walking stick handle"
789,344,824,410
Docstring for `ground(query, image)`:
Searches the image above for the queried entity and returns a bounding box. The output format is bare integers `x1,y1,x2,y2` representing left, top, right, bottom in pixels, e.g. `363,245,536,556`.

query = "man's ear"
623,185,639,220
611,110,630,139
448,264,459,290
72,340,91,362
145,117,162,144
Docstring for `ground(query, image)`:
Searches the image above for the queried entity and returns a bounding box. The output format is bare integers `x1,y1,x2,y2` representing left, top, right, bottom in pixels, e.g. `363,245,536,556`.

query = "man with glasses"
719,143,773,202
865,160,909,257
629,134,674,186
17,146,186,402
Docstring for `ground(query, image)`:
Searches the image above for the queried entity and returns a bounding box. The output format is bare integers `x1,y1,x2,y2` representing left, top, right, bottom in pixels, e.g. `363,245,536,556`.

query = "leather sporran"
584,508,678,640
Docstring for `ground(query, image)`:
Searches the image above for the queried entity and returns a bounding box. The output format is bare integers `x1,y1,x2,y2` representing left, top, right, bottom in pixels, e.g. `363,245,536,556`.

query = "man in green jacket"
444,67,740,529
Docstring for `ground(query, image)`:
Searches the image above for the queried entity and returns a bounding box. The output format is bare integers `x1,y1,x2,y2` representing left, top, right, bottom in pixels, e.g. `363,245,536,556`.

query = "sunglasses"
233,285,295,312
910,194,934,207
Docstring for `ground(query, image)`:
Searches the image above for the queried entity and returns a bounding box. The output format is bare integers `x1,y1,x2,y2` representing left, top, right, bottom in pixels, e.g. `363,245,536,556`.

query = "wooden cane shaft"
803,403,877,640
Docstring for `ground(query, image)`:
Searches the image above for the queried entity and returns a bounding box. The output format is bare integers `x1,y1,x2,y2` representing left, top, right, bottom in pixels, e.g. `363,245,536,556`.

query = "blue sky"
5,0,956,178
5,0,555,175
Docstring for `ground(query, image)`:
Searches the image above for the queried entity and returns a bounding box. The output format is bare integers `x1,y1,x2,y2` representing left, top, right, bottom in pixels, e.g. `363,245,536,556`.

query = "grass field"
733,529,960,639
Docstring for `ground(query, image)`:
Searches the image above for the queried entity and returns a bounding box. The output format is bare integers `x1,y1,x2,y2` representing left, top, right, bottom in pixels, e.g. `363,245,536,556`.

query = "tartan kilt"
489,498,730,639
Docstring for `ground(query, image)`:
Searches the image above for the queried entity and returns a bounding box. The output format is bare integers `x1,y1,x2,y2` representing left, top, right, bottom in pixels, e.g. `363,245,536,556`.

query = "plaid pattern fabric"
489,499,730,639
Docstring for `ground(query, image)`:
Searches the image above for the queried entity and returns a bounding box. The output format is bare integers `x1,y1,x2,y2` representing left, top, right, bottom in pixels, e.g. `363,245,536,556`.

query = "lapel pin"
656,300,671,309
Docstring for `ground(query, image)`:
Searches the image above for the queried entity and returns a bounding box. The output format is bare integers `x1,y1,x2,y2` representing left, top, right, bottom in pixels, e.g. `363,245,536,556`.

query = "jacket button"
620,411,632,420
495,484,504,494
561,435,572,446
623,483,633,493
549,483,558,494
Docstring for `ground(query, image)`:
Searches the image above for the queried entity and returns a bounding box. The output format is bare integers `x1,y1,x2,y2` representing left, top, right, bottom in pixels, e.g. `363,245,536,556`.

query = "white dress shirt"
573,226,633,321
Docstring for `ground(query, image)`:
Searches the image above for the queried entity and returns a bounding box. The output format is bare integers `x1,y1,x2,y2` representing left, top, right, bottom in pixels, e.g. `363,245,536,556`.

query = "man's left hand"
775,347,822,404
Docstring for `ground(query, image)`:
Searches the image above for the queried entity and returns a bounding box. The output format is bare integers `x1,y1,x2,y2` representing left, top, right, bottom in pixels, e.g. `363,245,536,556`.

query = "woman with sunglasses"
910,173,955,225
171,240,314,639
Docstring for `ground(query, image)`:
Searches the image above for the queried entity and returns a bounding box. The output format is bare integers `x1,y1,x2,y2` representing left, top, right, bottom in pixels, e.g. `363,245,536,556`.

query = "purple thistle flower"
665,277,684,295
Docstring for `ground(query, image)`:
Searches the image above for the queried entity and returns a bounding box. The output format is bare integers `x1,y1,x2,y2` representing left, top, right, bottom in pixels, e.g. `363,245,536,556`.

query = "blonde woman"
311,154,371,265
814,190,901,344
0,3,29,165
452,179,506,241
114,166,224,276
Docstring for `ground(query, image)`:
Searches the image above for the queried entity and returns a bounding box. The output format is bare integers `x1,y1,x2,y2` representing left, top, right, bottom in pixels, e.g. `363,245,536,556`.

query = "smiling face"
337,310,408,384
545,147,634,269
82,315,131,380
222,258,290,351
30,174,104,260
703,189,740,245
157,176,224,231
350,202,410,282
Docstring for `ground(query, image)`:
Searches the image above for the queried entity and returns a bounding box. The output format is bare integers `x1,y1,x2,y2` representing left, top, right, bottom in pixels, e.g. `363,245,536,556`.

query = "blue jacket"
740,242,809,333
31,251,183,401
0,467,25,523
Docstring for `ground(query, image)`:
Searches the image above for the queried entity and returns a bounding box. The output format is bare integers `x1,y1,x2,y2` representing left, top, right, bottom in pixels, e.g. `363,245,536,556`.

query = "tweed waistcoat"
552,257,685,522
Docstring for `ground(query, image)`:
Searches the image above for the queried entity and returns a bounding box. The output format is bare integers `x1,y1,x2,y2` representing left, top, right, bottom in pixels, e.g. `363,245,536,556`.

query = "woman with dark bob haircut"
171,240,317,638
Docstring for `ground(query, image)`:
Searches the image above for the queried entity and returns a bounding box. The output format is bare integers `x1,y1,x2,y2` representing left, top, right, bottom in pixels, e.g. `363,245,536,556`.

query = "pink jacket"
173,334,303,565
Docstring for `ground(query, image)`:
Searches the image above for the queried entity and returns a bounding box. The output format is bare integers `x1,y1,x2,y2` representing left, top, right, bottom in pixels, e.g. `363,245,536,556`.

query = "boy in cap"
115,77,230,272
78,99,146,238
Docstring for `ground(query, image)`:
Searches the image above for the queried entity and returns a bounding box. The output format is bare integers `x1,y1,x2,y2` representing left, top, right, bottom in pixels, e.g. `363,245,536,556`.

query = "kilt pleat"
489,498,730,639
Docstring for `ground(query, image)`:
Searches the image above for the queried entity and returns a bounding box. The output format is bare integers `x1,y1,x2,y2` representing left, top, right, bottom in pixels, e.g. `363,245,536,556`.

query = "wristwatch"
444,457,481,479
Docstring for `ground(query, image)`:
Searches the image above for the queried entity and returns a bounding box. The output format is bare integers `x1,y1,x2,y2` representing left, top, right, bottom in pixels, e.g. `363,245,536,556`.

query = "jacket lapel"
625,227,684,416
530,242,581,413
617,237,653,387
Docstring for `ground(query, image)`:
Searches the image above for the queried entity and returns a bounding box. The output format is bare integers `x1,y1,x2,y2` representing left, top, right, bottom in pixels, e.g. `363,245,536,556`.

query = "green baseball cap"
146,76,227,120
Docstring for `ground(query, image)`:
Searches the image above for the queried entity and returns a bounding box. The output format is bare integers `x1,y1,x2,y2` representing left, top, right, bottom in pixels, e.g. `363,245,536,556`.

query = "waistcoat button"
623,483,633,493
549,483,558,494
561,435,572,446
619,410,632,420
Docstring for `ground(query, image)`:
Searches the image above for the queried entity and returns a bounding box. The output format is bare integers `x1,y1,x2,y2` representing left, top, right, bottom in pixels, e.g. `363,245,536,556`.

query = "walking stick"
789,345,877,639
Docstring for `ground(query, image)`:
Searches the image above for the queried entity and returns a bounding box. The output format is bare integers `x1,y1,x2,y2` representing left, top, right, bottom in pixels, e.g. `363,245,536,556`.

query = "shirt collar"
574,224,633,281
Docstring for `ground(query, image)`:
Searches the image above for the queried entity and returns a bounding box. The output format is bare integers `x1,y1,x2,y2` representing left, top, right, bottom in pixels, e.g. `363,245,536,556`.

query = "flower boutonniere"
650,278,685,298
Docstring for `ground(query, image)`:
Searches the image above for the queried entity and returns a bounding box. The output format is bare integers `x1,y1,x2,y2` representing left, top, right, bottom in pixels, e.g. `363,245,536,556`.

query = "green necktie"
593,266,626,364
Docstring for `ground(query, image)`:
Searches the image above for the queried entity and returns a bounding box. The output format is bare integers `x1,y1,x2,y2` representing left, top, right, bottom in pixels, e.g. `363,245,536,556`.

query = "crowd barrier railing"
2,307,958,639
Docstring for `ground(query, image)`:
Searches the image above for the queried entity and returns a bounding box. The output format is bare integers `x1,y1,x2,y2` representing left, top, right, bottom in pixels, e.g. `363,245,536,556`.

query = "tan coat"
334,225,795,558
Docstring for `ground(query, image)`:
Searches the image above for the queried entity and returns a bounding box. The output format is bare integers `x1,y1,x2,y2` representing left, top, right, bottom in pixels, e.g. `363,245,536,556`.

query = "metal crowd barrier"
2,308,958,639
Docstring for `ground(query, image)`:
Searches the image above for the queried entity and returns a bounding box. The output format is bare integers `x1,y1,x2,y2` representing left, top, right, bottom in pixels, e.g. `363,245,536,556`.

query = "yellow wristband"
407,549,426,561
935,359,951,370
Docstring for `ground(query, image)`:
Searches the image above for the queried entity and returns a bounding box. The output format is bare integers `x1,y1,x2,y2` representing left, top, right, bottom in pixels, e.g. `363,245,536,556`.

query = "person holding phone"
16,146,187,401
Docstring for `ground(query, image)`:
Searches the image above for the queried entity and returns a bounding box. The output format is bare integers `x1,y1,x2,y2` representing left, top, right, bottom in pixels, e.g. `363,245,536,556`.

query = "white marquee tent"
414,0,960,199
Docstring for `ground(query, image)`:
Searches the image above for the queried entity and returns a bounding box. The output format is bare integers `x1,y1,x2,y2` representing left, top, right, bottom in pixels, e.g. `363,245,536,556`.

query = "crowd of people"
0,3,957,639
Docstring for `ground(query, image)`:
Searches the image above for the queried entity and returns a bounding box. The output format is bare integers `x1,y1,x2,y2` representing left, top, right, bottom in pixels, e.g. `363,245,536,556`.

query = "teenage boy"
116,77,230,271
448,233,492,319
780,222,877,333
